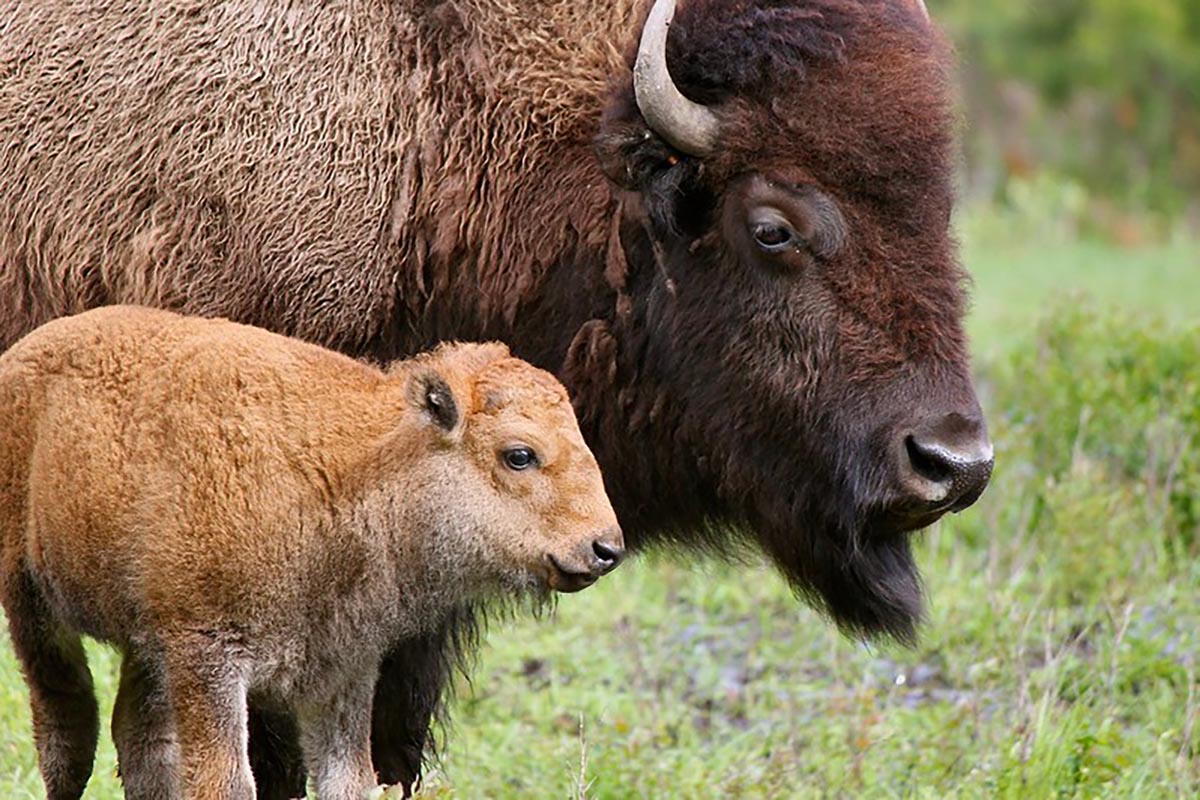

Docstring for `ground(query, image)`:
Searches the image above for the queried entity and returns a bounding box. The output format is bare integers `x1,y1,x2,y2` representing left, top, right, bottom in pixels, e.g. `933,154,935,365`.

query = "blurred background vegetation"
933,0,1200,240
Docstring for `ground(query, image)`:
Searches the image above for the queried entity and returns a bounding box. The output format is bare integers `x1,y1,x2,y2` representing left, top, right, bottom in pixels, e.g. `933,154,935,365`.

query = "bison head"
589,0,991,642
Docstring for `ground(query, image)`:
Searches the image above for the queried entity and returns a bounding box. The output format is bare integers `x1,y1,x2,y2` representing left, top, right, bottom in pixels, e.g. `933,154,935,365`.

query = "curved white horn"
633,0,720,157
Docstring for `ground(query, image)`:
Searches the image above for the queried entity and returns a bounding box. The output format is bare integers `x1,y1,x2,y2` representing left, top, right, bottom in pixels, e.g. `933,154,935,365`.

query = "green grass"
1,223,1197,797
965,235,1200,360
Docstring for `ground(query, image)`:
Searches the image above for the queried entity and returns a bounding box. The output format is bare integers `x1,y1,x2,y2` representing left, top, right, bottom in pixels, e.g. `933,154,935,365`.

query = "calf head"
410,343,623,595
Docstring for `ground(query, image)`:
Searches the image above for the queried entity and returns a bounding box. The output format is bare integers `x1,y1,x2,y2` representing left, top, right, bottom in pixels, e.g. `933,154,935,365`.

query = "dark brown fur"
0,0,984,794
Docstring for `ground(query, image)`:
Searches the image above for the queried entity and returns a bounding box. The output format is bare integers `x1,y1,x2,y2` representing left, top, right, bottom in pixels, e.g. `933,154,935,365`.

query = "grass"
965,234,1200,360
0,221,1197,797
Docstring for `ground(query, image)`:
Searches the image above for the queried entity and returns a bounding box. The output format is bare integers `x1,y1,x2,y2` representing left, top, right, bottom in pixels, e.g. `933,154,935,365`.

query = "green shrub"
988,304,1199,554
933,0,1200,217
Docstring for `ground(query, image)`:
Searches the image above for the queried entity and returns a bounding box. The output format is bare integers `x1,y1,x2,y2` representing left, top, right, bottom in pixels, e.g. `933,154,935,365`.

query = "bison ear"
595,90,704,235
595,92,686,191
420,373,460,433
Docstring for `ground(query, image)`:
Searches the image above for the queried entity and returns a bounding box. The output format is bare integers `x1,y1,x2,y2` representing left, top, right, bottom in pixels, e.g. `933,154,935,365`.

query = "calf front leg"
298,675,377,800
163,636,255,800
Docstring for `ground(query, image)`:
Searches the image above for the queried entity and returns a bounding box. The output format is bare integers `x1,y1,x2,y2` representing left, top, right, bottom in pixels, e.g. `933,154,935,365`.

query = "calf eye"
752,223,796,252
502,446,538,471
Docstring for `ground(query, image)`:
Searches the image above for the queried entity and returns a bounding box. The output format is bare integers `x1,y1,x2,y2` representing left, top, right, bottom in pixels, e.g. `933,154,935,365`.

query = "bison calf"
0,306,622,799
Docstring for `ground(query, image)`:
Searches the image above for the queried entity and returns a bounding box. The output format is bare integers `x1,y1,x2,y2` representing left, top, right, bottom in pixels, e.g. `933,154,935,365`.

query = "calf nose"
591,528,625,574
898,412,994,514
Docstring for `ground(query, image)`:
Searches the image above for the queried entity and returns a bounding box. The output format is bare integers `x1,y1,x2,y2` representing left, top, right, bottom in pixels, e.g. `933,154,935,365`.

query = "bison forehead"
667,0,955,198
668,0,864,99
666,0,963,362
668,0,939,102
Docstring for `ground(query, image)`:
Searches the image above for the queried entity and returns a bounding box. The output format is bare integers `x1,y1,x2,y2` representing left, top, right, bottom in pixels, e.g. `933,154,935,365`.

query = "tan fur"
0,306,620,799
0,0,640,349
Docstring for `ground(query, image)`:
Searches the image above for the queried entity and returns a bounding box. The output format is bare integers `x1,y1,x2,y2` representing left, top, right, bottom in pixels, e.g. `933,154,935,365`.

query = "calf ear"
410,342,510,436
421,373,459,432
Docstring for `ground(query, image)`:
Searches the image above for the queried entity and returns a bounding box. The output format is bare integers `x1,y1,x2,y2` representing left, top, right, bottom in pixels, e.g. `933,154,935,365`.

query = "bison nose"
898,412,994,514
591,528,625,574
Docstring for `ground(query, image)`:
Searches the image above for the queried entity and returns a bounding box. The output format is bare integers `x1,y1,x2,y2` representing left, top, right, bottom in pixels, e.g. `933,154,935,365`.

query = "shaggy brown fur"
0,0,988,794
0,306,620,799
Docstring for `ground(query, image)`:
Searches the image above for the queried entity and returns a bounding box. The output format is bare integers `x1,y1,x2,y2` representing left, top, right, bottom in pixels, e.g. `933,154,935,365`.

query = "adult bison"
0,0,993,795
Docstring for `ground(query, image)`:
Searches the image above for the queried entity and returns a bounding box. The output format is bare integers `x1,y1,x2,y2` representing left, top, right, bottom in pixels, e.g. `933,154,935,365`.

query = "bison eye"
752,223,796,252
502,446,538,471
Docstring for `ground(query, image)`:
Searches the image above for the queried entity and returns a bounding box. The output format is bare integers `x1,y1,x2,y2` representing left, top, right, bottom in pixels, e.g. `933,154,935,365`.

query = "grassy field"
0,227,1197,798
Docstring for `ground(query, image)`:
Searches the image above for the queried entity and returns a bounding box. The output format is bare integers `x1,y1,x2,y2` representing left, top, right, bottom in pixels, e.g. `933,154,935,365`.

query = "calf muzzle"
591,527,625,574
545,526,625,593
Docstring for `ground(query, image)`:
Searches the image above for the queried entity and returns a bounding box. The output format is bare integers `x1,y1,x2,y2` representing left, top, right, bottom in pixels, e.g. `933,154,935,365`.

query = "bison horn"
912,0,930,20
633,0,719,157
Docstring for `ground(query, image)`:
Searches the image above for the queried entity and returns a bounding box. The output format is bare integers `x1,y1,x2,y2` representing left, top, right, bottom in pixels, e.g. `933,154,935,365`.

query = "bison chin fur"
722,479,923,644
780,522,923,645
691,411,928,645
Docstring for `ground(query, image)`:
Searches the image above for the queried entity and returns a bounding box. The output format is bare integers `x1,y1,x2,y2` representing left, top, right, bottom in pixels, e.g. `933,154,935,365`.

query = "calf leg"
2,568,98,800
163,635,255,800
112,652,179,800
255,621,454,800
299,676,377,800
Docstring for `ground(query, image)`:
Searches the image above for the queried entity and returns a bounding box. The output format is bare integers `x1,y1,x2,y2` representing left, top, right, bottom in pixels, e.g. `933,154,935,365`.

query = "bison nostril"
592,539,624,572
905,435,954,486
897,414,995,513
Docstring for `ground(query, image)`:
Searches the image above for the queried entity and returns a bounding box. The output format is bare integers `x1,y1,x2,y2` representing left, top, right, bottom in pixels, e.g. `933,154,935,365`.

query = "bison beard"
0,0,985,795
764,514,924,644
